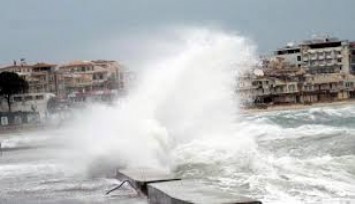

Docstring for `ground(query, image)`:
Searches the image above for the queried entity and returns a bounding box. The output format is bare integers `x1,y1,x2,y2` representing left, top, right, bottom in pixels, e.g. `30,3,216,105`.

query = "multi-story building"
0,59,125,102
271,37,352,75
237,74,258,105
301,37,350,74
273,44,302,68
91,60,125,89
30,63,57,93
0,61,57,94
239,36,353,107
58,60,123,102
349,42,355,73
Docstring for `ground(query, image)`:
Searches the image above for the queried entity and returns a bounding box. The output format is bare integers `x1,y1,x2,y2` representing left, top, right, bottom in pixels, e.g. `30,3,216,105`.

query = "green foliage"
0,71,29,111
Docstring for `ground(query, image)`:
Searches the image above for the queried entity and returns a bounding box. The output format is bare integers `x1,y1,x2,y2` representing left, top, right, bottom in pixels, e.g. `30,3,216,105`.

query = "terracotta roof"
0,64,33,69
60,60,94,68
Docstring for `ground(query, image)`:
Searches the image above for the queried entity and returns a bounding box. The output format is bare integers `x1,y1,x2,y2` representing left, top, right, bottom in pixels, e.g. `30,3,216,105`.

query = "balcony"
303,88,315,92
330,88,340,93
326,55,333,59
326,60,334,65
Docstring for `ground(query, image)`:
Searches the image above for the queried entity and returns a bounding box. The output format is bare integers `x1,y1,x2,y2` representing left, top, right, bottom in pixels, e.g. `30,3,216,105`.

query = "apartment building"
0,61,57,94
0,59,124,102
301,37,350,74
350,42,355,73
273,45,302,68
271,37,352,75
57,60,122,102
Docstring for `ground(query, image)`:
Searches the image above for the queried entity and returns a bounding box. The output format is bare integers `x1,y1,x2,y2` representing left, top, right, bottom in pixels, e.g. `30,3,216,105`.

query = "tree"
0,72,29,112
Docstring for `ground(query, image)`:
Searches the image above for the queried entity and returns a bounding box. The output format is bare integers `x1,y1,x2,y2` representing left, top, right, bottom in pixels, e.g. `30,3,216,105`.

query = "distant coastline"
242,100,355,114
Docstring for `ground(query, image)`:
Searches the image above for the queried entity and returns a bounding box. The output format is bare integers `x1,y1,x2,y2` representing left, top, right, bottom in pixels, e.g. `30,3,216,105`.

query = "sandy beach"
242,100,355,114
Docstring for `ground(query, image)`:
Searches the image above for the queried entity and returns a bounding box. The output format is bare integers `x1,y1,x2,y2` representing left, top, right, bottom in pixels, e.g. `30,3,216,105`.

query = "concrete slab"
115,168,181,195
148,180,262,204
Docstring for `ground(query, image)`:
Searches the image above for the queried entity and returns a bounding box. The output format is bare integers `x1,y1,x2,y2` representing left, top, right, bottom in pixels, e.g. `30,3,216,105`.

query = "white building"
0,93,55,119
301,37,350,74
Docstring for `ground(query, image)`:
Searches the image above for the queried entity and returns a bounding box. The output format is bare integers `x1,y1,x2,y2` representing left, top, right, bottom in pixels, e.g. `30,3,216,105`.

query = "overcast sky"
1,0,355,66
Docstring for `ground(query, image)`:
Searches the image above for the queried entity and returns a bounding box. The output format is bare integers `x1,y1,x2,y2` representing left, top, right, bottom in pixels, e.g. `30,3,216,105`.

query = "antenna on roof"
20,58,26,66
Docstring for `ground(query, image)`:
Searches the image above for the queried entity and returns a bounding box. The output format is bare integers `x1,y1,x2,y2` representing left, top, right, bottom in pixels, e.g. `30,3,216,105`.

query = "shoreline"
242,100,355,114
2,100,355,134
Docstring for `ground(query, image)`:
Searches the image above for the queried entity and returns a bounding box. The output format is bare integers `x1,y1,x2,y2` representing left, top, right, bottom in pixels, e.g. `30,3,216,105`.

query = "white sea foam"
59,27,257,175
10,27,353,203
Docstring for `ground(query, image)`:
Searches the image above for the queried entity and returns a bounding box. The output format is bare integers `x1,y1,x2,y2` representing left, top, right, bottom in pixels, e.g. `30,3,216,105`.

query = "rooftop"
60,60,94,68
33,62,57,68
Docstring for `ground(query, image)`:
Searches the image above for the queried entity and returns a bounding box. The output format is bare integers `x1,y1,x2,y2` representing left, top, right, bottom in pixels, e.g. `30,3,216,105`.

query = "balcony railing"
326,55,333,59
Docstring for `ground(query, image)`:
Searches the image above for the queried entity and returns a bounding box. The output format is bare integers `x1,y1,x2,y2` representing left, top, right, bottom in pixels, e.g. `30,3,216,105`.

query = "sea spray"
61,27,258,177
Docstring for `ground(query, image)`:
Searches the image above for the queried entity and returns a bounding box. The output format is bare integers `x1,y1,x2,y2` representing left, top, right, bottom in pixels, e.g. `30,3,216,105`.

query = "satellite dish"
253,69,264,77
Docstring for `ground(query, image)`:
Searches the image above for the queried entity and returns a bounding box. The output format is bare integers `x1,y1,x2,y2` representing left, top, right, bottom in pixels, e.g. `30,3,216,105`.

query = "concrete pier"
115,168,181,195
112,169,262,204
148,180,261,204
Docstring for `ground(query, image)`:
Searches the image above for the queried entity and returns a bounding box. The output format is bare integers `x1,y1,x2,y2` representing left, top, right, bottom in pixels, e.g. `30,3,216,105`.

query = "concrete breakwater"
108,168,262,204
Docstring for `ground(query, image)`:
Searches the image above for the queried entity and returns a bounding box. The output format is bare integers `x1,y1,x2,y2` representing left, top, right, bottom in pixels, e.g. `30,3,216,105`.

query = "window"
13,96,22,102
289,85,295,92
337,58,342,63
1,117,8,126
297,56,301,61
35,95,44,100
24,96,33,101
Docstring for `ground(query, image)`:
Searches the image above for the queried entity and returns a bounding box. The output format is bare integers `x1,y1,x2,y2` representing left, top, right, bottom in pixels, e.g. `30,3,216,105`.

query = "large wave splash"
62,27,258,175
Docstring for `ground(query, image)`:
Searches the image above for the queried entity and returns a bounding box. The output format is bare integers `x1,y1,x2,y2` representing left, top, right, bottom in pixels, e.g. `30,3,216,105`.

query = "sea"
1,27,354,203
1,106,355,203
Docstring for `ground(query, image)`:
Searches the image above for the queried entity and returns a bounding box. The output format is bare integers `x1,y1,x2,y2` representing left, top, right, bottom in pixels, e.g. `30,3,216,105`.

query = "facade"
237,74,258,105
0,61,58,94
236,36,355,108
301,37,350,74
58,60,122,100
0,59,125,102
0,93,55,118
350,42,355,73
30,63,57,93
274,45,302,68
270,37,351,75
237,71,355,107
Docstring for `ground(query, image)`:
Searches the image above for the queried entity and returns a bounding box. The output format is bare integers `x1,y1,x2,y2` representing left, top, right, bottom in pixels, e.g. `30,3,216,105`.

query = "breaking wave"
52,27,355,203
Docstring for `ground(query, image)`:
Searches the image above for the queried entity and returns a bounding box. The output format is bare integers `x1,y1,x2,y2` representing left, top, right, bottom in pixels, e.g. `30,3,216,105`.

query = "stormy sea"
1,28,354,204
1,106,355,203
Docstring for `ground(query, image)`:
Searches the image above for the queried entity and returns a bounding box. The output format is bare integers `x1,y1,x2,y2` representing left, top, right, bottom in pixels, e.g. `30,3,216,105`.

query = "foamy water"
1,28,354,203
